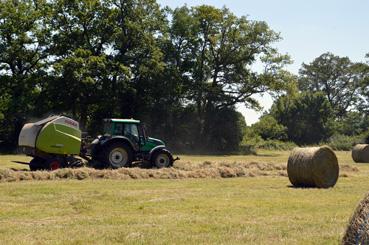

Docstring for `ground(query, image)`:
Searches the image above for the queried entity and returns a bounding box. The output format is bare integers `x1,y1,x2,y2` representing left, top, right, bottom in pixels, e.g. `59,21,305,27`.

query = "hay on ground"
352,144,369,163
342,192,369,244
287,146,339,188
0,158,357,183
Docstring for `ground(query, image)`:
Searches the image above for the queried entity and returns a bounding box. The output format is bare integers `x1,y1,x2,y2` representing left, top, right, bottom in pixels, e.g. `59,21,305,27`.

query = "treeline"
0,0,291,153
0,0,368,153
245,52,369,150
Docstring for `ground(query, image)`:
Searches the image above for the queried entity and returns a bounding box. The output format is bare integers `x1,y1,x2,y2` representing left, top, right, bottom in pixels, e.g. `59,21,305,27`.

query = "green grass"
0,151,368,244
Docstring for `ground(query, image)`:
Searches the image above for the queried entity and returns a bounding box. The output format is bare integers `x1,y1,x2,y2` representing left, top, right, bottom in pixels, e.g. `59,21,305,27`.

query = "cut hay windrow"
0,161,357,183
287,146,339,188
352,144,369,163
342,192,369,244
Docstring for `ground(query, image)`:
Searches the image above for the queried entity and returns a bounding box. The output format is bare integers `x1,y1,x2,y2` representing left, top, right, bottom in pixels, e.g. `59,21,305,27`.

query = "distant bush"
252,115,287,140
241,131,296,151
255,140,297,151
326,133,366,151
238,145,257,155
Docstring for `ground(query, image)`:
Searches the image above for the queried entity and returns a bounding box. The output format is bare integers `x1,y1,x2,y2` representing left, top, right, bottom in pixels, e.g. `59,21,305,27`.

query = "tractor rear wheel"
152,150,173,168
103,142,133,168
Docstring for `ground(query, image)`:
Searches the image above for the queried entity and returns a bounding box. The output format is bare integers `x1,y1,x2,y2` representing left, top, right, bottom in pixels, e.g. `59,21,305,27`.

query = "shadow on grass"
286,185,323,189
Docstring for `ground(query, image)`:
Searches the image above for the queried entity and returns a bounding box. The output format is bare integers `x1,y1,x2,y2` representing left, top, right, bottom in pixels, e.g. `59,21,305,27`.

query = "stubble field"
0,151,368,244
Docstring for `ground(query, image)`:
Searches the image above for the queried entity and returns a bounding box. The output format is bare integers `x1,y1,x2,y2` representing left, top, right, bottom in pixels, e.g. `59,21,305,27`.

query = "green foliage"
202,108,246,153
162,5,289,152
251,115,287,140
332,112,369,136
299,53,363,117
0,0,51,148
326,133,366,151
168,5,289,110
6,0,369,153
255,140,297,151
270,92,334,145
241,127,296,151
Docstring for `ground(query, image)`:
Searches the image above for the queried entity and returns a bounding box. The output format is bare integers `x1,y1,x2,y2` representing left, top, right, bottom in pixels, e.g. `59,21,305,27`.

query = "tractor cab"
102,119,164,152
103,119,144,145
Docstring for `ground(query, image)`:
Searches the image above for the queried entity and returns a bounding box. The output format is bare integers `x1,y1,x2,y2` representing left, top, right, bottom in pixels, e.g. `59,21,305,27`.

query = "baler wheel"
49,160,61,170
29,157,46,171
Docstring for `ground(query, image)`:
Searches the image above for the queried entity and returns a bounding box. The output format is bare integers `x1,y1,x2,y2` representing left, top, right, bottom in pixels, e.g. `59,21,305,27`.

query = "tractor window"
114,123,124,135
103,122,112,135
124,124,138,137
124,124,139,142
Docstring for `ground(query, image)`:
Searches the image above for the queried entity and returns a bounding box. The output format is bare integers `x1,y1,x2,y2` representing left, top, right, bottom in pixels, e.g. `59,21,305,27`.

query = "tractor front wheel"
103,142,133,168
152,150,173,168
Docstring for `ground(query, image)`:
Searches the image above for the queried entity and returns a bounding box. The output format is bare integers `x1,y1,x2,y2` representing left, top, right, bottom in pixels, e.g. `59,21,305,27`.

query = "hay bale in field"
352,144,369,163
342,192,369,244
287,146,339,188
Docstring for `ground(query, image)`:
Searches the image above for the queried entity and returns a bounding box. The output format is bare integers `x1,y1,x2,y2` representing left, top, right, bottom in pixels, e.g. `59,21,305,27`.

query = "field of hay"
1,150,369,244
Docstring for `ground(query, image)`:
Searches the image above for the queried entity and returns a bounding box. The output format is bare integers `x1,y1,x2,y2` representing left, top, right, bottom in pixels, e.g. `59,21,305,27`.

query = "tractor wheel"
152,150,173,168
103,142,133,168
29,157,46,171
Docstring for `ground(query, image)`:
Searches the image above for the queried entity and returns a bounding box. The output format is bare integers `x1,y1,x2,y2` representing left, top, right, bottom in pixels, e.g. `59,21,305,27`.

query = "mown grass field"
1,151,369,244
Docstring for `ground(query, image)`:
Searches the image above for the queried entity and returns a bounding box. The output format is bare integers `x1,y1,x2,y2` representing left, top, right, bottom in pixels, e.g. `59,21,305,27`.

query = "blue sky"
157,0,369,124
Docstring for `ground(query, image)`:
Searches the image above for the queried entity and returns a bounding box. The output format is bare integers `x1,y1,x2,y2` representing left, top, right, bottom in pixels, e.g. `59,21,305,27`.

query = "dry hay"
342,192,369,244
0,158,357,183
352,144,369,163
0,166,249,182
0,161,287,183
287,146,339,188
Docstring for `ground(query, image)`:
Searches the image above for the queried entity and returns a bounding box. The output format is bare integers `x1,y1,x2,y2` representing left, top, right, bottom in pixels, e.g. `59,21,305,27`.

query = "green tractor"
18,116,178,170
90,118,177,169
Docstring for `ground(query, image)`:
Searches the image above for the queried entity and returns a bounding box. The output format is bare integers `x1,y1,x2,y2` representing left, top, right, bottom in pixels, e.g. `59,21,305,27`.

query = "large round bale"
342,192,369,244
287,146,339,188
352,144,369,163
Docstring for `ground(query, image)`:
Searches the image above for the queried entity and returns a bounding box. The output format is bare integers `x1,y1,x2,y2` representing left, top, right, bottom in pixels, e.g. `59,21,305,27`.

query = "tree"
299,52,364,117
333,111,369,136
47,0,121,128
166,5,289,150
270,92,334,145
252,115,287,140
109,0,167,117
0,0,52,148
357,54,369,115
50,49,130,128
50,0,114,57
202,108,246,153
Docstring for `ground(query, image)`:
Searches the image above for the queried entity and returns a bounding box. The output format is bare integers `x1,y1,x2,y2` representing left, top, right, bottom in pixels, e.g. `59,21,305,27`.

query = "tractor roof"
105,118,141,124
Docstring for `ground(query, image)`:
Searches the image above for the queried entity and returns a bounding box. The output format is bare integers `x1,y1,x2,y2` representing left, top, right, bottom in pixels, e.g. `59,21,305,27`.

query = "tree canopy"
0,0,290,153
1,0,368,152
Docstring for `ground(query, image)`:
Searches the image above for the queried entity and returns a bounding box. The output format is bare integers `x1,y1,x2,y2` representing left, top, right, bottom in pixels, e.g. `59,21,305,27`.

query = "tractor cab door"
123,123,140,149
138,124,148,146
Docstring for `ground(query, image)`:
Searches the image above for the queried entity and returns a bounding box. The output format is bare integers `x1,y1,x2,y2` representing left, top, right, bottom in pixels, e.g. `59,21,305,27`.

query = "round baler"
18,115,83,170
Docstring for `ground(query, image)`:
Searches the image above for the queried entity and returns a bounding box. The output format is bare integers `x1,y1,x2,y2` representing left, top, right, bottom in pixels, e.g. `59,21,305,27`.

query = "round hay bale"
342,192,369,244
287,146,339,188
352,144,369,163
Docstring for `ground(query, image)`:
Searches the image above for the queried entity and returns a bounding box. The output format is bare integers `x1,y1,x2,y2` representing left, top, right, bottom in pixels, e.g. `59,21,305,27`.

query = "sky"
157,0,369,125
